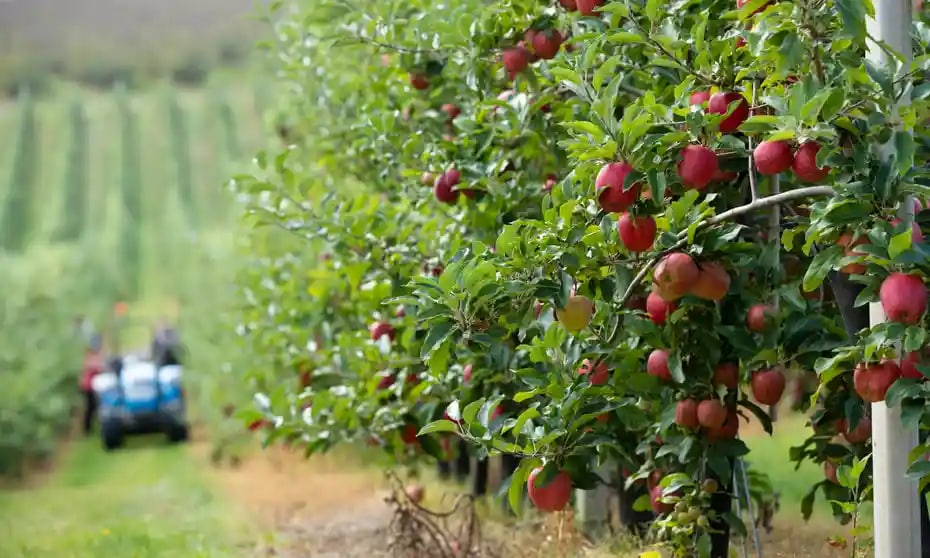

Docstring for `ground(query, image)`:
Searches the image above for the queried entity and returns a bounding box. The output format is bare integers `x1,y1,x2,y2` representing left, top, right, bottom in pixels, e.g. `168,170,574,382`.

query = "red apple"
401,423,419,445
706,408,740,441
646,291,677,325
753,141,794,175
503,46,532,80
559,0,578,10
713,362,740,389
675,399,700,429
901,350,929,380
433,169,461,204
708,92,749,133
746,303,775,333
843,416,872,444
854,360,901,402
697,399,728,429
409,73,429,90
527,467,572,512
463,364,473,383
689,261,730,301
370,321,396,341
677,145,719,190
837,232,868,275
880,273,928,325
647,349,673,382
751,368,786,405
531,29,564,60
576,0,604,16
890,218,923,244
441,103,461,121
578,359,610,385
650,485,674,514
824,461,839,484
792,142,830,183
689,91,711,106
595,162,640,213
543,174,557,192
618,213,657,252
653,252,699,301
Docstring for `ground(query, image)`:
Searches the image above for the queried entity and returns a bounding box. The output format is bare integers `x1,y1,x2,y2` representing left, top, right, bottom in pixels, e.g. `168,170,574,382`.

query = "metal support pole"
868,2,920,557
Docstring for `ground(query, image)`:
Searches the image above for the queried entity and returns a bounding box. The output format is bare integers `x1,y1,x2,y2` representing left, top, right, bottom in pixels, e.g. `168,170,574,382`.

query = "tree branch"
616,186,834,308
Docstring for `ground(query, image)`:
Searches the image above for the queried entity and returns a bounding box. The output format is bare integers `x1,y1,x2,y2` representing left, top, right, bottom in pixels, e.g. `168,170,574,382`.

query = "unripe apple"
677,145,719,190
880,272,928,325
420,171,435,186
645,291,676,325
708,92,749,133
555,295,594,332
618,212,657,253
753,141,794,175
792,142,830,183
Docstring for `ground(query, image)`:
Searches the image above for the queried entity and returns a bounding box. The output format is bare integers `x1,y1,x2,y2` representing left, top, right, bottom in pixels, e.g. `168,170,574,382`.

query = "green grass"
744,411,851,522
0,437,254,558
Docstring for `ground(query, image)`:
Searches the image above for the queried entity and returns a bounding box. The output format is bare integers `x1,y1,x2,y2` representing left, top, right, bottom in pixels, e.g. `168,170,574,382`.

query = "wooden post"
868,2,920,556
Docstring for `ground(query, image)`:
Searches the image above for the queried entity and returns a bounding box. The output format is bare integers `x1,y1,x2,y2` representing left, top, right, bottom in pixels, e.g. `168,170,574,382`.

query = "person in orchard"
79,334,104,435
151,318,184,368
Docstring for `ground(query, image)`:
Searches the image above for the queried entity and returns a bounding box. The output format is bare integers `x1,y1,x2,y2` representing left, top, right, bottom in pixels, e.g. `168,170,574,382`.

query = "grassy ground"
0,434,255,558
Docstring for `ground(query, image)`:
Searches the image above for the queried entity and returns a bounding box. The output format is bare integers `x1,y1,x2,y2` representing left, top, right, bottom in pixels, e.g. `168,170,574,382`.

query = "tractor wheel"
101,419,124,451
166,420,189,444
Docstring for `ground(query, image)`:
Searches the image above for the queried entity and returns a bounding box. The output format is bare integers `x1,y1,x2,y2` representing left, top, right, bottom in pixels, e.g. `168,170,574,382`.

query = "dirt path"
205,444,396,557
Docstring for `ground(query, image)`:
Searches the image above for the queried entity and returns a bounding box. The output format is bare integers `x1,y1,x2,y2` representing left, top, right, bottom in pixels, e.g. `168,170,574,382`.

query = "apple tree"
231,0,930,556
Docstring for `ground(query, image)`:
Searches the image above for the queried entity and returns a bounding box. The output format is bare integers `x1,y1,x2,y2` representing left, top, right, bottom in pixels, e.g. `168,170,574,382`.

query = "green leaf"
420,321,455,359
836,0,867,42
820,88,846,121
462,398,486,426
668,351,685,383
508,457,535,515
895,131,915,176
510,405,540,439
803,245,843,291
606,31,643,44
889,229,914,260
417,420,459,436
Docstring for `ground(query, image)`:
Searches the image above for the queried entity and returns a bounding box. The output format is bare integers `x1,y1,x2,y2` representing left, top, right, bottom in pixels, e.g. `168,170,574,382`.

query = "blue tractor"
92,354,189,450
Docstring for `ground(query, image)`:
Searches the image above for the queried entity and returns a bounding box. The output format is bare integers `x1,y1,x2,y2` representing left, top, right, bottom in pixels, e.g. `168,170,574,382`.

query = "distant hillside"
0,0,269,95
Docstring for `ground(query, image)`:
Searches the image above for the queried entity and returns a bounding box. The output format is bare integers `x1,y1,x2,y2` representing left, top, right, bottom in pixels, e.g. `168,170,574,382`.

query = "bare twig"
616,185,834,307
747,81,760,202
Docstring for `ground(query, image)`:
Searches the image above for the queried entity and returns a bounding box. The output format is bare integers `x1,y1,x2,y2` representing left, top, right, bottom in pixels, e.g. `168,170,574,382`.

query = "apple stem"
616,185,834,310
